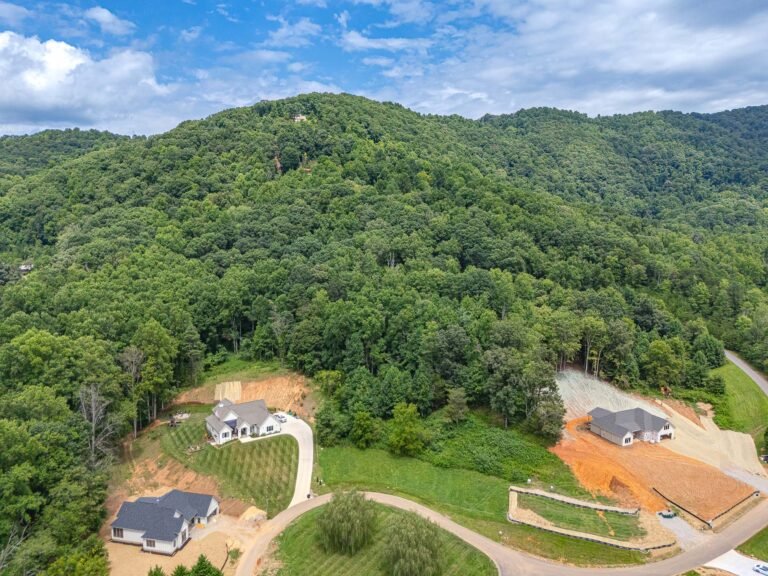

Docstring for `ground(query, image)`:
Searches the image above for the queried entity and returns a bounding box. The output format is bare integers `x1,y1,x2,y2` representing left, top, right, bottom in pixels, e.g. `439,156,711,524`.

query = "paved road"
235,492,768,576
235,353,768,576
725,350,768,397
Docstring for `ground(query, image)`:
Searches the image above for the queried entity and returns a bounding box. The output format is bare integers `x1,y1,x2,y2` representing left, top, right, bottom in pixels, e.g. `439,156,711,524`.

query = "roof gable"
590,406,670,437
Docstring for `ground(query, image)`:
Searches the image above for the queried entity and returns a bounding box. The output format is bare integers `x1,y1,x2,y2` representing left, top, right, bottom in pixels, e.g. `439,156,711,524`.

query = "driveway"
278,415,314,508
706,550,765,575
234,353,768,576
237,414,313,509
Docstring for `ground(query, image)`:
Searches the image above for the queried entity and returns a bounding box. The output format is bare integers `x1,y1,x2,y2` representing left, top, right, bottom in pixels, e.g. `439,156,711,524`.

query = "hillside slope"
0,93,767,574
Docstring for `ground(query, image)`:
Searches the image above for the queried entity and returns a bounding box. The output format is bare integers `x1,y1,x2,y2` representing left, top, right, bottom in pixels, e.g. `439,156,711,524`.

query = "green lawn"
738,526,768,561
159,413,297,516
517,494,645,541
268,504,497,576
712,361,768,452
319,447,645,566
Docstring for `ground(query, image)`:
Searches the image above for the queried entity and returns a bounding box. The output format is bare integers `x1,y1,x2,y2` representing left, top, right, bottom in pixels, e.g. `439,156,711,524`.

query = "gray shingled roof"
212,398,271,429
590,407,670,437
111,501,185,542
112,490,217,542
206,414,229,433
588,407,613,420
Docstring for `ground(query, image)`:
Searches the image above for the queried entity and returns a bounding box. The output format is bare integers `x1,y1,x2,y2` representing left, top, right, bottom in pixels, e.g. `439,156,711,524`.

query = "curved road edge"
235,492,768,576
725,350,768,397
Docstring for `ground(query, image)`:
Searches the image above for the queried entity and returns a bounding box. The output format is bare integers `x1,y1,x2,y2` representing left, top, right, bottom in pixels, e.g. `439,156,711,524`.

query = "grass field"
160,413,297,516
712,361,768,452
517,494,645,541
422,412,591,498
318,447,645,566
201,356,286,385
268,503,497,576
738,525,768,561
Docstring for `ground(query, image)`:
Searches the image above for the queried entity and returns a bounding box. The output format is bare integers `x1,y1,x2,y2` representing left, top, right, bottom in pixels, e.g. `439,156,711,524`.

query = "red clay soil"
175,374,316,420
552,418,756,520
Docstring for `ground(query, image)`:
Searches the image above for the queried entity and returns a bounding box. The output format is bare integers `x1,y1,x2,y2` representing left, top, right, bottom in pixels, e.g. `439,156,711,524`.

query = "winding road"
235,354,768,576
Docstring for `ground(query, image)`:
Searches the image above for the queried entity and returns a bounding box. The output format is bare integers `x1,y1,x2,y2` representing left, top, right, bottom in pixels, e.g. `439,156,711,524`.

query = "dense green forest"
1,93,767,574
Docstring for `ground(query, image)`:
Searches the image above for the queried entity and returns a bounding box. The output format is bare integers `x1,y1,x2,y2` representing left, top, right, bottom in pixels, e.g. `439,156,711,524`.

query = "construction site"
553,370,765,530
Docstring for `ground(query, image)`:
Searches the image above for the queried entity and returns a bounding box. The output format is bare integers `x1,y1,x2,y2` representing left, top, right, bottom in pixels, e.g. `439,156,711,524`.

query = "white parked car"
753,564,768,575
275,413,288,423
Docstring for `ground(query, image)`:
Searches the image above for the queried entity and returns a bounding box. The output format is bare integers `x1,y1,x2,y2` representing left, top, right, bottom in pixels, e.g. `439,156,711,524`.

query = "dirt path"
235,492,768,576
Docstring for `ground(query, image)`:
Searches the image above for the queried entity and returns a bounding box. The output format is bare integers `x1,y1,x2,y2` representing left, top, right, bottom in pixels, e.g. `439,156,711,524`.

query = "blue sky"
1,0,768,134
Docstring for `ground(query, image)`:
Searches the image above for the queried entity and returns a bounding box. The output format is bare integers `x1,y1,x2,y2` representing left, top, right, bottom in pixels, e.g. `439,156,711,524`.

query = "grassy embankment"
318,440,646,566
517,494,645,541
116,359,299,516
712,361,768,452
159,412,297,516
269,503,497,576
738,525,768,562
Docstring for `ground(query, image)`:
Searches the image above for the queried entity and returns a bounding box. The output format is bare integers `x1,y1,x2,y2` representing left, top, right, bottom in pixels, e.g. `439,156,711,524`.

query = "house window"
266,425,274,433
663,424,670,430
623,437,631,445
145,539,156,548
113,528,124,539
223,432,229,438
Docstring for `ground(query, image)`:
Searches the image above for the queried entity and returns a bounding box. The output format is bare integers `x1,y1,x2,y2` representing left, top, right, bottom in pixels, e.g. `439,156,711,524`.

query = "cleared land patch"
161,412,298,516
552,418,757,520
264,503,497,576
176,371,314,420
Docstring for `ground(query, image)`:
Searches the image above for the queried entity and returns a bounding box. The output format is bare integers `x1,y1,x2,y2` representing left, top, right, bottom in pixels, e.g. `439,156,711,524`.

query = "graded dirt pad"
661,402,765,479
552,419,757,521
556,370,667,420
106,532,232,576
175,373,314,419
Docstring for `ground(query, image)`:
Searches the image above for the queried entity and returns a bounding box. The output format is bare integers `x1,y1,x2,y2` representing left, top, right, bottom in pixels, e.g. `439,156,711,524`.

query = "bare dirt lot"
552,418,757,521
106,530,234,576
175,373,316,420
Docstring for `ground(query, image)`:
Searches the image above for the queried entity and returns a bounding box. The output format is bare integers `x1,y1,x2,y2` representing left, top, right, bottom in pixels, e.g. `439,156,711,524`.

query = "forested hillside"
0,129,129,178
1,93,767,574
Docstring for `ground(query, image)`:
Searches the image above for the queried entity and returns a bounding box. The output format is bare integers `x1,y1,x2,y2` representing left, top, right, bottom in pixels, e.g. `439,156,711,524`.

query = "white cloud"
362,56,395,66
0,1,30,26
336,10,350,28
215,4,238,23
229,49,291,64
373,0,768,117
0,32,170,133
84,6,136,36
180,26,202,42
352,0,435,24
297,0,327,6
341,30,431,52
266,17,322,48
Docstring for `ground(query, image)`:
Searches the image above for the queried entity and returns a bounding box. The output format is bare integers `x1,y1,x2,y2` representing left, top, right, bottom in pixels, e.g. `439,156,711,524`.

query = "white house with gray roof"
110,490,219,555
588,407,674,447
205,398,281,446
